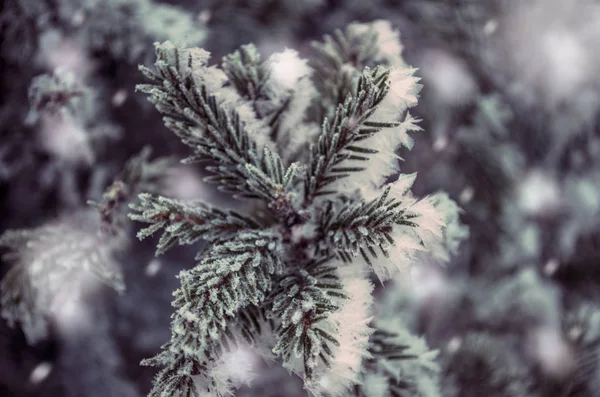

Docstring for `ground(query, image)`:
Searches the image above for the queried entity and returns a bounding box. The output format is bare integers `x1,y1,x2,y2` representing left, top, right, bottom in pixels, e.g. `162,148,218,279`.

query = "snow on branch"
271,264,347,380
129,193,261,255
141,230,284,396
128,19,465,397
137,42,301,205
0,147,171,343
305,67,394,199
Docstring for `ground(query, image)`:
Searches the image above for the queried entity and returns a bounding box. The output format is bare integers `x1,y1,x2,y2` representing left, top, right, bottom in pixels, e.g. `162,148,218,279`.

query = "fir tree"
129,20,458,397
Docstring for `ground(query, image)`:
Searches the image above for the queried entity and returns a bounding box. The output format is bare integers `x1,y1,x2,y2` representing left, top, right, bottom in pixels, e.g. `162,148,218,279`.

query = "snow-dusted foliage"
26,69,122,167
0,212,123,343
128,20,461,397
0,148,171,343
4,0,207,64
5,1,600,397
356,276,442,397
357,323,441,397
310,21,423,199
301,265,375,397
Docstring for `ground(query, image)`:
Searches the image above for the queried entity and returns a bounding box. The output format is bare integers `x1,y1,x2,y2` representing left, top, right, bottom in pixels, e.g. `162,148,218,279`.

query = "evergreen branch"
129,193,260,255
127,24,455,397
235,302,275,346
144,303,273,397
0,216,125,343
312,25,381,75
367,329,420,364
145,304,271,397
0,260,44,342
221,43,270,102
88,146,173,236
310,24,380,112
271,263,347,381
141,231,283,395
305,67,395,199
136,64,260,198
137,42,298,205
221,44,300,140
319,185,418,266
355,324,441,397
146,357,203,397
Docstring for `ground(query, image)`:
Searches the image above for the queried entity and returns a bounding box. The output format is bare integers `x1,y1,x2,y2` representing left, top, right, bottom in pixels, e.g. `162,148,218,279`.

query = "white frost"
306,268,375,397
194,345,258,397
371,68,421,122
334,112,421,200
267,49,312,92
517,169,562,217
350,20,407,68
362,184,447,281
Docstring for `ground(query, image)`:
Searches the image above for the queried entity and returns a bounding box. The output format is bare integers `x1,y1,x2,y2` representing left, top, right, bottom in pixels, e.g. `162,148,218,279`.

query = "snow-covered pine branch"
222,44,318,164
130,19,465,397
356,321,441,397
319,184,418,264
310,21,422,200
270,264,347,379
140,230,284,397
129,193,261,254
304,67,394,199
137,42,301,209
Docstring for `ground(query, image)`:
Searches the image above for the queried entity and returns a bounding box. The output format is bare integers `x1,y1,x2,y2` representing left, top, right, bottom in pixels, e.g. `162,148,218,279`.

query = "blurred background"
1,0,600,396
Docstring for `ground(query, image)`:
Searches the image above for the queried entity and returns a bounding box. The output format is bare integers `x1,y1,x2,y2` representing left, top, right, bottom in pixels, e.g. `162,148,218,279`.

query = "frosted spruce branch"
304,67,397,199
271,262,347,380
129,194,261,255
310,23,381,115
140,230,283,397
222,44,289,141
355,323,441,397
222,43,318,164
136,43,301,210
221,44,273,114
319,185,419,266
130,20,458,397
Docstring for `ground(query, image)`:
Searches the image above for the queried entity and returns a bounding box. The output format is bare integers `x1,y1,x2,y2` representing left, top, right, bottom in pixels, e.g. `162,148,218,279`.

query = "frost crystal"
307,267,375,397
